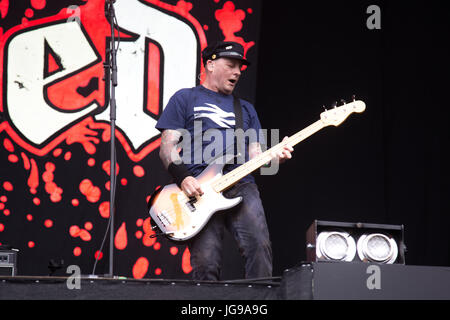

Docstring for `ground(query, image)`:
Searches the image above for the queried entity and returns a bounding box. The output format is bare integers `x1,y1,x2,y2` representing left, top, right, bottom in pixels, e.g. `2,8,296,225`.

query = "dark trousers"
187,182,272,281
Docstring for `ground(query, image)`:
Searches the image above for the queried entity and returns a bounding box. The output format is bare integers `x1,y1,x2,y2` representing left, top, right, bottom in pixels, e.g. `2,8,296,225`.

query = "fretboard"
212,120,325,193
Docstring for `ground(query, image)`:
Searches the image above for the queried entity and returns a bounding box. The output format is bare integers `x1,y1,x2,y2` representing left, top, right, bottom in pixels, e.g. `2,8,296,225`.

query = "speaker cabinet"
0,249,18,276
306,220,406,264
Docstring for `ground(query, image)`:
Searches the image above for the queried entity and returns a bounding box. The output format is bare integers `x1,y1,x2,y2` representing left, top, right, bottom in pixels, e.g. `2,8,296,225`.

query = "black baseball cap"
202,41,250,66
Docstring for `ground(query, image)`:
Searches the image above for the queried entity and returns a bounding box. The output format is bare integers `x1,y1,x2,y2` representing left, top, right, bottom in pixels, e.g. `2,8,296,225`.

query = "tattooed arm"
159,129,182,169
159,129,203,197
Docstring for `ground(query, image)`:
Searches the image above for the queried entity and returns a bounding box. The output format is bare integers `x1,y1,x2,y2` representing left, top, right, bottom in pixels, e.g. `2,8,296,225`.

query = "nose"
234,65,241,76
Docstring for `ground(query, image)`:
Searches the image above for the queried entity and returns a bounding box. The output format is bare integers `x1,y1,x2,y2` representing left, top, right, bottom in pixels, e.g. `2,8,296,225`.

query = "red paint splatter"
99,201,110,218
25,8,34,18
71,198,79,207
2,181,13,191
87,158,95,167
170,246,178,255
79,229,91,241
115,222,127,250
73,247,82,256
44,219,53,228
50,191,62,202
26,214,33,221
135,230,143,239
154,268,162,276
142,233,156,247
84,221,93,231
0,223,4,232
69,224,91,241
8,154,18,163
69,225,80,237
43,161,62,202
0,203,4,210
28,241,35,248
133,165,145,177
30,0,46,10
28,158,39,193
3,209,10,216
132,257,149,279
21,152,30,170
0,196,5,202
3,138,14,152
182,247,192,274
153,242,161,250
65,119,99,155
0,0,9,19
52,148,62,157
120,178,127,186
136,218,143,227
79,179,101,203
102,160,119,176
32,197,40,206
142,217,152,233
43,171,54,183
45,162,55,172
64,151,71,160
94,251,103,260
215,1,255,68
176,0,193,14
141,217,156,247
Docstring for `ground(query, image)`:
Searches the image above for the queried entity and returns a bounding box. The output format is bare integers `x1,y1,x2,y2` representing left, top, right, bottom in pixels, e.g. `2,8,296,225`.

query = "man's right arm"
159,129,182,169
159,129,203,197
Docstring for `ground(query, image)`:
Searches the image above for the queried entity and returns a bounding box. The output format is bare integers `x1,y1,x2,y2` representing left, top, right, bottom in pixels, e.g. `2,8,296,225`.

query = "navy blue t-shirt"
155,85,263,183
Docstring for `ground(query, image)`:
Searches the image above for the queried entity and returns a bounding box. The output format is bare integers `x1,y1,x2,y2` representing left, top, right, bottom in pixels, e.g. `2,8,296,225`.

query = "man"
155,41,293,280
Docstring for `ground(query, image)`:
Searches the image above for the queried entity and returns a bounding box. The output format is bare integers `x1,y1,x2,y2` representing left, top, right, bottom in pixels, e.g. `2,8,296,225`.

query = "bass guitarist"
155,41,293,281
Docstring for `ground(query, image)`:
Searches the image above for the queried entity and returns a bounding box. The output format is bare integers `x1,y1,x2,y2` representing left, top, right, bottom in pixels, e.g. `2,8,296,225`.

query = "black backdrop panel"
255,0,450,275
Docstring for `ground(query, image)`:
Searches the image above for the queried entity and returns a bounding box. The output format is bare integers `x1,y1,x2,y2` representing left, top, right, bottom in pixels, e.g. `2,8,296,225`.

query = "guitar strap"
233,95,245,164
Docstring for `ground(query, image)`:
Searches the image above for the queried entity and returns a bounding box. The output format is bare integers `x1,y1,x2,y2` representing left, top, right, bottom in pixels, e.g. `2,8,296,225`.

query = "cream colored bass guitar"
148,100,366,241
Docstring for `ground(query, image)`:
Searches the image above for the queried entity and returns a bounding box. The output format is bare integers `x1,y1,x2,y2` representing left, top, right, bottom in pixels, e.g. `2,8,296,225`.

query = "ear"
206,60,214,72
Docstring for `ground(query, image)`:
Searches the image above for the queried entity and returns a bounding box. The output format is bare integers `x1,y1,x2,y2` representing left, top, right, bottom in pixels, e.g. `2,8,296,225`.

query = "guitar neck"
212,120,325,193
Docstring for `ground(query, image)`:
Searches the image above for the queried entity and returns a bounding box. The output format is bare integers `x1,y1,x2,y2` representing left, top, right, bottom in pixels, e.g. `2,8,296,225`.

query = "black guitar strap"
233,95,245,163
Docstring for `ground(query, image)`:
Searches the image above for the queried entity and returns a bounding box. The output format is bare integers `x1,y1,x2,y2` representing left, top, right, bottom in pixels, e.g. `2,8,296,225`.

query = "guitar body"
148,155,242,241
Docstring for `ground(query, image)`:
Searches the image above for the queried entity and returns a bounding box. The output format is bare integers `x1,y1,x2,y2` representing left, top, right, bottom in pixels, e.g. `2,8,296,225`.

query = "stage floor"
2,262,450,300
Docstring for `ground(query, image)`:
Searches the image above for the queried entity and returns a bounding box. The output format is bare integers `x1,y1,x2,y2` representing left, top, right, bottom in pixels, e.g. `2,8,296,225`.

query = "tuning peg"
331,101,337,109
323,105,327,111
340,99,346,105
352,94,356,101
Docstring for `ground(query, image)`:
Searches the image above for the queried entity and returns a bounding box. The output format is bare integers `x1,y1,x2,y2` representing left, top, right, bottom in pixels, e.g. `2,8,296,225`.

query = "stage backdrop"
0,0,261,279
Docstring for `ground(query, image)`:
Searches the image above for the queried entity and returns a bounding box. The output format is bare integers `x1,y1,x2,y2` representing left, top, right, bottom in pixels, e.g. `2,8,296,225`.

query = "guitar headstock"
320,99,366,127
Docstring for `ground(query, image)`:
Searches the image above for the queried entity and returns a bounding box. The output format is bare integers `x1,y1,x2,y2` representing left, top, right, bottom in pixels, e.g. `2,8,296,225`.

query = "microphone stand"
104,0,118,278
